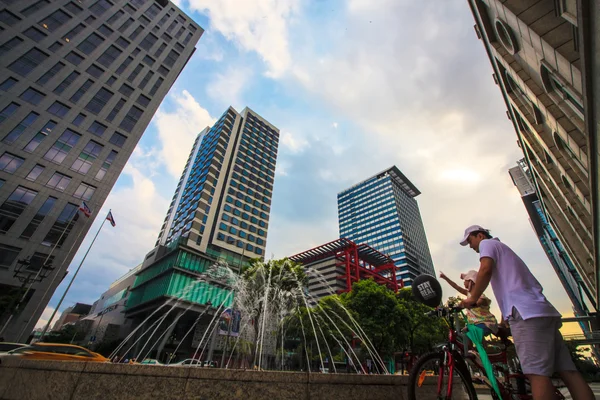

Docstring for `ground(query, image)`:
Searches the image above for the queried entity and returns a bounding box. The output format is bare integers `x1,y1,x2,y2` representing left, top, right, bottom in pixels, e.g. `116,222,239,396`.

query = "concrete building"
466,0,599,311
338,166,435,286
124,106,279,362
51,302,91,331
289,238,401,305
78,263,141,347
0,0,203,342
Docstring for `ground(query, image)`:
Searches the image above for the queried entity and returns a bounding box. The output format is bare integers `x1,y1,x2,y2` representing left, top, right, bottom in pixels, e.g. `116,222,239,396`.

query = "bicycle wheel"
408,351,477,400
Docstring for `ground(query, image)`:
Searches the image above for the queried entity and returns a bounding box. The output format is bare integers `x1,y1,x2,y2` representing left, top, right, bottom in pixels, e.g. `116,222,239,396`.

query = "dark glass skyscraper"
0,0,202,341
338,166,435,286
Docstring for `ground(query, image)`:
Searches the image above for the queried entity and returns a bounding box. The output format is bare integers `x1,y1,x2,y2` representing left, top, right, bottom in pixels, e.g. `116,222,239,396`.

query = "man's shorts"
508,308,577,376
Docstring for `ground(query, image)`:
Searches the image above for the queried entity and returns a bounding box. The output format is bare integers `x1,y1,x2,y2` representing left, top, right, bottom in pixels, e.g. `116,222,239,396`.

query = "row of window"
0,185,79,248
215,232,262,255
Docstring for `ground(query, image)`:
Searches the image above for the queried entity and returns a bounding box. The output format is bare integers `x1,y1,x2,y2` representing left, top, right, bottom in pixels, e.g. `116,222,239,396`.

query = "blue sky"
36,0,580,330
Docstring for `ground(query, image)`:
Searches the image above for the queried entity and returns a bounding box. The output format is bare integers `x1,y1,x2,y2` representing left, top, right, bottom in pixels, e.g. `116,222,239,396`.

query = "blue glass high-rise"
338,166,435,286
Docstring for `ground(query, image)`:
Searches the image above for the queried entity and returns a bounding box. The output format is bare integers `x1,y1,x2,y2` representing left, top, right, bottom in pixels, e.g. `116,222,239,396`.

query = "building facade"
51,302,91,331
338,166,435,286
467,0,599,310
0,0,203,342
123,106,279,362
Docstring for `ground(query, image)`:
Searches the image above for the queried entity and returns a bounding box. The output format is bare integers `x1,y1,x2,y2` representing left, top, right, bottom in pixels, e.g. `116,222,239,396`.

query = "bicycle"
407,306,566,400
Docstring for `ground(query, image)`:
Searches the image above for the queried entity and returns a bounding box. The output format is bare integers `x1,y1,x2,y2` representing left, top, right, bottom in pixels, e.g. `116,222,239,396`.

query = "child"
440,270,498,336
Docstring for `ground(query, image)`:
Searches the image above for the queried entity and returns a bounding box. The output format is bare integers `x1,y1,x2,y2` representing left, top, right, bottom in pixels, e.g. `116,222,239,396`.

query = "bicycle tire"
408,351,478,400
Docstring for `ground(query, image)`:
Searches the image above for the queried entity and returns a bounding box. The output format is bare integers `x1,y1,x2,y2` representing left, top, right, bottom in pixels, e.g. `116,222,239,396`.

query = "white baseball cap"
459,225,490,246
460,270,478,283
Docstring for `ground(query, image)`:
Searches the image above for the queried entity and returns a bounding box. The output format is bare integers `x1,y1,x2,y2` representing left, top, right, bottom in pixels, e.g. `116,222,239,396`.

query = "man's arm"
439,272,469,296
468,257,494,302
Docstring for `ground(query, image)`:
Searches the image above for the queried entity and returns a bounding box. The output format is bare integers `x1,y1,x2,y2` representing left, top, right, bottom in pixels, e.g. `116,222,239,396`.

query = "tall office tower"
0,0,202,342
509,159,599,361
338,166,435,286
467,0,599,311
124,107,279,362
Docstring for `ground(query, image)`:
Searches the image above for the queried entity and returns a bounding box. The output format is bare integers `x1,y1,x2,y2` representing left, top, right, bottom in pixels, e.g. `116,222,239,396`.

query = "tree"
396,288,446,354
45,324,86,344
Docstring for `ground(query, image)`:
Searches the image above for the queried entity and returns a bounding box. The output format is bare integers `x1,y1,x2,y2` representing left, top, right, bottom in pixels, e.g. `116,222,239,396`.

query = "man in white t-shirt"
458,225,593,400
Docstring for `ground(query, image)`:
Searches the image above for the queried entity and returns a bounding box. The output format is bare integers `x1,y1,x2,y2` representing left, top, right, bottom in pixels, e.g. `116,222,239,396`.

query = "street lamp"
0,257,54,338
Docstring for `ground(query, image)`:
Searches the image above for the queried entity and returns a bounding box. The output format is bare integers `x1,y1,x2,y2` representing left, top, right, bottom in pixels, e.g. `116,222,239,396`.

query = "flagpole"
39,212,109,341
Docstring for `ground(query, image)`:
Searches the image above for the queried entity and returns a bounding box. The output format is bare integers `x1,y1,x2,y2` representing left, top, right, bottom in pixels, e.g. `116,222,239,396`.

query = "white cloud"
35,306,55,329
186,0,299,77
152,90,216,177
206,66,252,110
280,131,309,154
332,122,338,129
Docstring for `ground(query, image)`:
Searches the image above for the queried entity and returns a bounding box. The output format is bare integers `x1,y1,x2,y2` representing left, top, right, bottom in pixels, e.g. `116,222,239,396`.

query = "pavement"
476,382,600,399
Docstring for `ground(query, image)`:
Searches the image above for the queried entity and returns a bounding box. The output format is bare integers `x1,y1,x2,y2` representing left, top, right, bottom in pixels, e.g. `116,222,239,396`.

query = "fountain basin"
0,358,410,400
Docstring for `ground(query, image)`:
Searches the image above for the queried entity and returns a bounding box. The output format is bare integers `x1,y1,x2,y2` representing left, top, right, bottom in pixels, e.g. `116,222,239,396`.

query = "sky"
35,0,583,335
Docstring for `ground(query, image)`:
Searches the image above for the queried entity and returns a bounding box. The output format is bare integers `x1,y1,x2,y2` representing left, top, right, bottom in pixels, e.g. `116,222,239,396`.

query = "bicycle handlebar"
424,306,464,317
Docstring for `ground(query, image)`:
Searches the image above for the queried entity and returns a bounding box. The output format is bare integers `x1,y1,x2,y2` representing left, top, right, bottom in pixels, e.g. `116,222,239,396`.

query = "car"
1,343,108,363
139,358,162,365
167,358,205,367
0,342,28,354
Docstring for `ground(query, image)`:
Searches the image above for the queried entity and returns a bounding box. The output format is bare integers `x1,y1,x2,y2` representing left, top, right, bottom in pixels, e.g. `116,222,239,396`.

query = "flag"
79,201,92,217
106,211,116,227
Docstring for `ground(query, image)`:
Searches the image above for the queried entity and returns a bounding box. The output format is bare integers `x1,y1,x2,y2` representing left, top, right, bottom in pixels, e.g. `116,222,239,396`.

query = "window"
107,10,124,26
0,186,38,233
154,42,166,57
3,112,39,144
53,71,80,94
8,48,49,77
72,113,86,126
21,0,50,16
98,24,113,37
64,2,83,15
0,153,24,173
65,51,84,65
164,49,179,68
39,10,72,32
174,42,184,52
139,15,151,26
127,64,143,82
116,36,130,49
124,4,136,14
167,20,177,33
0,9,20,25
118,17,134,33
62,23,85,43
23,121,56,152
0,244,21,267
70,79,94,103
157,13,169,27
0,37,23,57
89,0,113,16
37,62,65,85
97,45,122,68
176,26,185,39
142,55,155,66
71,140,103,174
42,202,78,247
20,196,56,240
138,71,154,90
541,62,584,118
136,94,151,108
129,25,143,40
131,0,147,7
86,64,105,78
85,87,113,114
20,87,45,105
95,150,117,180
47,101,71,117
0,77,17,91
140,33,158,50
149,77,163,95
161,32,172,42
119,83,134,97
23,27,47,42
116,56,133,74
107,76,117,86
44,128,81,164
85,15,96,24
46,172,71,191
132,47,140,56
158,65,169,77
145,4,160,19
0,102,20,123
77,33,104,55
107,98,125,122
25,164,45,181
48,41,63,52
87,121,107,137
183,32,192,45
119,106,142,133
73,182,96,200
109,132,127,147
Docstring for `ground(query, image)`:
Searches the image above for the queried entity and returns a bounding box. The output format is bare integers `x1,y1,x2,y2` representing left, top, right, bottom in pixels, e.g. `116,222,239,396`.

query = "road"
477,382,600,399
